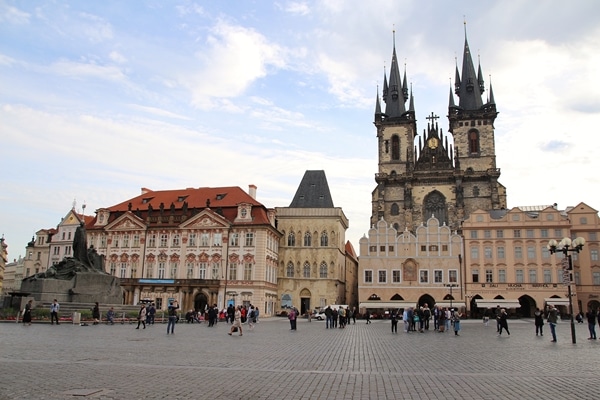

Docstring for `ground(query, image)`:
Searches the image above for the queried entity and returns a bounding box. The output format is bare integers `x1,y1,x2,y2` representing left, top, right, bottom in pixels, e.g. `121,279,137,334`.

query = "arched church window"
319,262,328,278
424,191,447,226
320,231,328,247
391,135,400,160
468,130,479,154
391,203,400,216
287,232,295,247
286,262,294,277
304,232,312,247
303,262,311,278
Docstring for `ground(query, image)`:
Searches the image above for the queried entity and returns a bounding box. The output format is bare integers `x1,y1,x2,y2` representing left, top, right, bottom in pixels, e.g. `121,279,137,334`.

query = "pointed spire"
456,20,484,110
382,66,388,103
374,85,382,121
409,83,415,112
454,59,461,95
488,75,496,105
448,81,456,107
402,64,409,101
385,31,406,118
477,54,485,94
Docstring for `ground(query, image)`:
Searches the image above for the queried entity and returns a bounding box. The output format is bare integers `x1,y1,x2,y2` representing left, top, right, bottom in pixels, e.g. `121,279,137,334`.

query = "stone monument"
21,223,123,305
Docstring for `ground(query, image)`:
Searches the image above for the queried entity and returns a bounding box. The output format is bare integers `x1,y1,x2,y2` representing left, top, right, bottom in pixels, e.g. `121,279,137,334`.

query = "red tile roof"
108,186,261,212
88,186,273,228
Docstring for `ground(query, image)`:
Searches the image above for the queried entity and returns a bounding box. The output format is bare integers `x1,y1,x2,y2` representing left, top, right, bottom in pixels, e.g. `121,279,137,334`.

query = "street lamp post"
445,283,458,310
547,236,585,344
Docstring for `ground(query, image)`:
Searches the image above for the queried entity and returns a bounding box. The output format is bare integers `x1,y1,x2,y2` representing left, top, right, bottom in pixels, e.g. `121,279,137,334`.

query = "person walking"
352,307,357,324
147,302,156,325
534,308,544,336
445,308,452,333
438,307,446,333
423,304,431,331
453,309,462,336
228,305,243,336
365,310,371,324
325,306,333,329
498,309,510,336
254,307,260,323
247,305,255,330
547,305,559,342
495,305,502,333
390,310,398,333
136,304,147,329
586,308,597,340
92,302,100,325
288,307,298,330
167,300,179,335
50,299,60,325
22,300,33,325
338,307,346,329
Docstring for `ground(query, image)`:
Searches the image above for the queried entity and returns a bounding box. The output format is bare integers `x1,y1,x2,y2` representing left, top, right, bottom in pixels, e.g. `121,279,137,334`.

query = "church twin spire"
450,23,496,111
375,24,497,122
375,31,413,122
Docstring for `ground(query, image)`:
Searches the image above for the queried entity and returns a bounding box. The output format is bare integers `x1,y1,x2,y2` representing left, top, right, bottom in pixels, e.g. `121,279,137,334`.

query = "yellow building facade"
462,203,600,317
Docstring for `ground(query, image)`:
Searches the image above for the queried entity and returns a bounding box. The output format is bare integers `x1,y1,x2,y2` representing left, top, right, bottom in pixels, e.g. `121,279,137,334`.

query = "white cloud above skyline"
1,0,599,258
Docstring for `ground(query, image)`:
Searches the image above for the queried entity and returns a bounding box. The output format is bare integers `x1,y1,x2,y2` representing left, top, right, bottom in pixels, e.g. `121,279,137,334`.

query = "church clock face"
427,137,439,149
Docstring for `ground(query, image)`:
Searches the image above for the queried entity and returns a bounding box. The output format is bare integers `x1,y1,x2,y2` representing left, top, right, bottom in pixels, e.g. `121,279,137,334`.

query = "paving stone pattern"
0,318,597,399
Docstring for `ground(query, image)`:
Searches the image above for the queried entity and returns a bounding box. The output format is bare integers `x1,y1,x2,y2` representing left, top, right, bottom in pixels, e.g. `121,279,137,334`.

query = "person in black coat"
22,300,33,325
534,308,544,336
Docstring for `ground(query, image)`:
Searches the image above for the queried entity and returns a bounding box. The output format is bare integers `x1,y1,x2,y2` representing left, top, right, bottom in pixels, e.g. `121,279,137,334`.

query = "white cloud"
283,1,310,16
78,12,114,42
0,4,30,24
126,104,192,120
48,59,126,81
109,51,127,64
188,21,288,109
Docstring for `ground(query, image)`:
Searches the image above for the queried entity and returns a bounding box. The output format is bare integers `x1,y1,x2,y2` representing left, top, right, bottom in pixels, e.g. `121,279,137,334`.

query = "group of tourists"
322,305,356,329
395,304,462,335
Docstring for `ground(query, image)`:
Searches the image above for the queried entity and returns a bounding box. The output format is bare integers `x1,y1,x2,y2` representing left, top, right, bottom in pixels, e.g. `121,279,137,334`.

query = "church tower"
371,27,506,233
448,27,507,220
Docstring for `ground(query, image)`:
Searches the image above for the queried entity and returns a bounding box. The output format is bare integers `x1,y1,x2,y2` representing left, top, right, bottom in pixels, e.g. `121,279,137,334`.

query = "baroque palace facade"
85,185,281,314
358,28,600,316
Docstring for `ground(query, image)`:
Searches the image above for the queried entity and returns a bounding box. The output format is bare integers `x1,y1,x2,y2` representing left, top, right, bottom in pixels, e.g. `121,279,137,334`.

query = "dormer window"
177,196,188,202
142,197,153,204
241,208,247,218
216,193,226,200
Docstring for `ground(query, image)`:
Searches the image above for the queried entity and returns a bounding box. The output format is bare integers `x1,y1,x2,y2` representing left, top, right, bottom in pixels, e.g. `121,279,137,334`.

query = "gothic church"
371,30,507,232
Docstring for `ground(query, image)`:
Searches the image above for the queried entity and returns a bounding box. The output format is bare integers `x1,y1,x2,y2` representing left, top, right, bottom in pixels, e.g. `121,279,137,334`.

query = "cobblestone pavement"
0,317,598,400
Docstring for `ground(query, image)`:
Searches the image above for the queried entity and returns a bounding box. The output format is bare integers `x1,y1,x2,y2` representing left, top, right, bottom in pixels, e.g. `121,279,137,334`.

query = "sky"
2,1,600,259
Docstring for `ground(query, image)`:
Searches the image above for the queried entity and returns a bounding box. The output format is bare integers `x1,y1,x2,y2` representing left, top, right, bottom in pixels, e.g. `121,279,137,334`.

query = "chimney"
249,184,257,200
141,187,151,195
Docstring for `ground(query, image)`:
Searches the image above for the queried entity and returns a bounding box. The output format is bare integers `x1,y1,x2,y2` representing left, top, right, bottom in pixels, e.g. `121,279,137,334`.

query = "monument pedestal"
20,272,123,305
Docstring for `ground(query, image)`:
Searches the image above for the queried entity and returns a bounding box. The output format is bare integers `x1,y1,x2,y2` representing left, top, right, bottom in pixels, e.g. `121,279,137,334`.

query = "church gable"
60,210,84,227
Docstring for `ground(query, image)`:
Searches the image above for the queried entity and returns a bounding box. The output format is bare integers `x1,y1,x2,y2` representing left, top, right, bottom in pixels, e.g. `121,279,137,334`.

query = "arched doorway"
470,294,483,318
194,292,208,312
518,295,536,318
300,288,311,315
587,300,600,311
418,294,435,308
